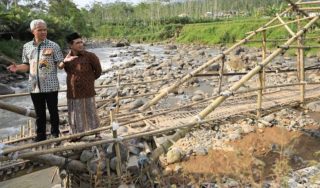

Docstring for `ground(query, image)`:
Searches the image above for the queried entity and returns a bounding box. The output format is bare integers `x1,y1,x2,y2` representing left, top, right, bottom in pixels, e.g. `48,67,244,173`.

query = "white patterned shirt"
22,39,64,93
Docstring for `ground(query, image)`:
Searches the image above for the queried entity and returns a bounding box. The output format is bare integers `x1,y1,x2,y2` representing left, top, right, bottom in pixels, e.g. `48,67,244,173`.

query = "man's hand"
7,63,17,73
63,51,78,63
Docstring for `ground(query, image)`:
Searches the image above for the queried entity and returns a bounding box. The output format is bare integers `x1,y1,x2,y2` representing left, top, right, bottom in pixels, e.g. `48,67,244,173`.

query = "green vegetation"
1,0,319,60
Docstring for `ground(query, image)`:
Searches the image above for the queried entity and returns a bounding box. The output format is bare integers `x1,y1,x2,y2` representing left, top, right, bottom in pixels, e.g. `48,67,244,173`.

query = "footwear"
52,133,59,138
34,136,46,142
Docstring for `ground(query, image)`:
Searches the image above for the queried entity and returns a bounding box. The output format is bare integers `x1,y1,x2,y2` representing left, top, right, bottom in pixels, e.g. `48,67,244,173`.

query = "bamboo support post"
110,110,122,177
116,73,121,113
297,21,306,106
106,158,111,188
28,119,33,136
217,56,225,94
257,31,267,118
20,125,24,138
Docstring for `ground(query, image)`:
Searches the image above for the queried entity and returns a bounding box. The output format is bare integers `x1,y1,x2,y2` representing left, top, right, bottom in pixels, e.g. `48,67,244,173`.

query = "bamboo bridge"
1,0,320,187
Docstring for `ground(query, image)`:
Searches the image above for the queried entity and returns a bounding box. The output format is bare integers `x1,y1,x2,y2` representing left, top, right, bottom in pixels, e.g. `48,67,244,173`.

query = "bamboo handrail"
284,0,320,27
0,78,168,99
299,7,320,11
3,80,320,156
246,16,314,34
279,45,320,49
197,16,319,119
296,1,320,5
139,7,294,112
149,15,320,161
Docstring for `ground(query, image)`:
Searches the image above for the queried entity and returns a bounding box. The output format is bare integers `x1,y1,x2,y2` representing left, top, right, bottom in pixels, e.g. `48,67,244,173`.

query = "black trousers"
30,91,60,139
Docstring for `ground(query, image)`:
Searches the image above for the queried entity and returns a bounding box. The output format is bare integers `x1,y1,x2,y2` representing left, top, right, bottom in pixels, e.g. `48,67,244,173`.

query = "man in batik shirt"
59,32,102,136
8,19,64,141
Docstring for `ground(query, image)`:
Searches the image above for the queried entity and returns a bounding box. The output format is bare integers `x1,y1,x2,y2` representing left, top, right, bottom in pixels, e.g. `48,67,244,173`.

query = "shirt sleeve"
52,43,64,64
90,53,102,79
22,44,29,65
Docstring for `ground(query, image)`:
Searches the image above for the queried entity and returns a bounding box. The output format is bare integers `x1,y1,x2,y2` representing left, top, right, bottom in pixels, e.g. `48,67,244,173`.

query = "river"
0,44,177,138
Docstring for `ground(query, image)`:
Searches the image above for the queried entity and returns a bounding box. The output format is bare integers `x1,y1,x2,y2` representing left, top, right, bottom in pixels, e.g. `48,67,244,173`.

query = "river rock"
0,83,15,95
166,148,182,164
128,99,144,110
80,150,94,163
306,101,320,112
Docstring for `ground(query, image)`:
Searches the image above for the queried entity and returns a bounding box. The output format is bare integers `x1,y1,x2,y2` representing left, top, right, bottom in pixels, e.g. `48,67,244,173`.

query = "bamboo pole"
150,15,320,161
297,14,302,86
3,80,320,156
116,73,121,113
0,78,167,99
276,13,296,37
257,31,267,118
246,15,314,34
297,17,306,106
284,0,320,28
140,7,294,112
110,110,122,177
296,1,320,5
217,56,225,94
246,37,320,43
195,65,320,77
279,45,320,49
198,16,319,119
0,101,65,124
2,94,312,163
299,7,320,11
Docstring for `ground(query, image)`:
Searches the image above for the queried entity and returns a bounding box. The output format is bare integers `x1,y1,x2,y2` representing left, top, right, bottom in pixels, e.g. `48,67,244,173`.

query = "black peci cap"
66,32,82,44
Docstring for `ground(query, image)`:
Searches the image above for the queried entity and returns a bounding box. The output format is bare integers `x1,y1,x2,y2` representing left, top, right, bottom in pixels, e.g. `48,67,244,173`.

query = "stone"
80,150,94,163
126,156,139,174
166,148,182,164
0,83,14,95
306,101,320,112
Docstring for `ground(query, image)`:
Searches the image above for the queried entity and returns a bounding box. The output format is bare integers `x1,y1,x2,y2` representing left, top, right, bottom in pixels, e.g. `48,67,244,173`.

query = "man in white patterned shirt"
7,19,64,141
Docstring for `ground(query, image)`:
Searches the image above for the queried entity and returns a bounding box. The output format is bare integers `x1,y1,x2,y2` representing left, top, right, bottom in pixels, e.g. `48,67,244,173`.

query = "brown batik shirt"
64,50,102,99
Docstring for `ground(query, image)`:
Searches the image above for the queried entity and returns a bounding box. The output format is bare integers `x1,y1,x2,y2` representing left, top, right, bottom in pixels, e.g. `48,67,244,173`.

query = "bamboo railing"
1,0,320,180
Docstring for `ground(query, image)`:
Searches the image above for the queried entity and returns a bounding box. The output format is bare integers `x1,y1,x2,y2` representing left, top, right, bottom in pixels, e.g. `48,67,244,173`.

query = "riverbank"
0,42,320,187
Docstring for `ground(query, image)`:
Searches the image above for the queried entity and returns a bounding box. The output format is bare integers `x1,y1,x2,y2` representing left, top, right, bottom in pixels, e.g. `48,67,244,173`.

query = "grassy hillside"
1,17,320,61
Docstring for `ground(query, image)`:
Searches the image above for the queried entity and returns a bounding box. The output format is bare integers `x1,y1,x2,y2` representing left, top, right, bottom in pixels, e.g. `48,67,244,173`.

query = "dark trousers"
30,91,60,139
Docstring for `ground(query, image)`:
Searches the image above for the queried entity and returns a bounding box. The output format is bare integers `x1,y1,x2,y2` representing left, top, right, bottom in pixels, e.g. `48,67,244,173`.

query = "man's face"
32,23,47,42
71,38,84,52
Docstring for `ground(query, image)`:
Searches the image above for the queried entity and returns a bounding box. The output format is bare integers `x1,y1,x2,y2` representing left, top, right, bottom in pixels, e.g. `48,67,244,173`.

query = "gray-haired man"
8,19,64,141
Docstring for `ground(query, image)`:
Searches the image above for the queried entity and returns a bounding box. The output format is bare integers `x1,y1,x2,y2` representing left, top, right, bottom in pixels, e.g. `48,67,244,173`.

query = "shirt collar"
32,38,47,47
